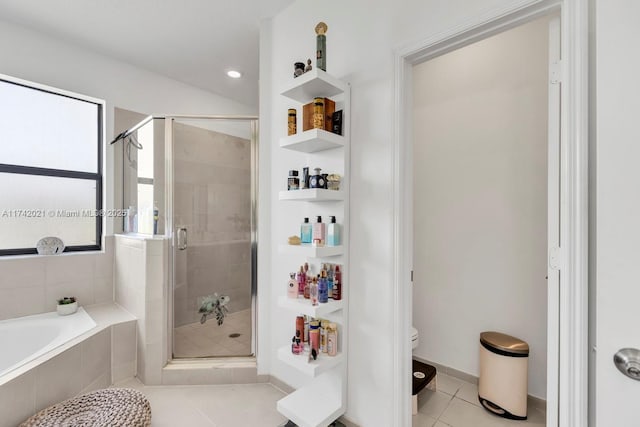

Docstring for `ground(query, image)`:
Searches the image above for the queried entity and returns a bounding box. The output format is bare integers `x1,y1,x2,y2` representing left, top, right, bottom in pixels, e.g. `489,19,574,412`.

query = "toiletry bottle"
309,320,320,352
327,216,340,246
320,320,328,353
327,323,338,356
132,207,138,233
318,270,329,303
300,217,312,244
288,170,300,190
310,277,319,306
297,266,306,296
304,262,312,291
312,216,325,246
333,265,342,300
304,316,310,347
302,166,309,189
304,277,311,299
296,316,304,342
291,331,303,355
124,207,131,233
327,264,334,298
287,273,298,298
153,201,159,235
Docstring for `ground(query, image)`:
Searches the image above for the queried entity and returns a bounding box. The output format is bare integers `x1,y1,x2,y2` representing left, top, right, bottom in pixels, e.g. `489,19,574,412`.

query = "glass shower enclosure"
120,115,258,359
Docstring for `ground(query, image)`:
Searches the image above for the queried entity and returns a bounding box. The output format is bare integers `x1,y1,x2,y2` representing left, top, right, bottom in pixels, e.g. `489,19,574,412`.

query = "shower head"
109,115,154,145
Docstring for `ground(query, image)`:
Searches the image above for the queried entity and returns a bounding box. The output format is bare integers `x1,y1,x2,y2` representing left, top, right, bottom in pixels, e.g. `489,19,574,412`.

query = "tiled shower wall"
172,123,251,327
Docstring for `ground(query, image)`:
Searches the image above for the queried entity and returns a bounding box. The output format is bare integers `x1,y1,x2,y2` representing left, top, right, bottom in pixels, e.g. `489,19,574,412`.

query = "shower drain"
229,333,241,338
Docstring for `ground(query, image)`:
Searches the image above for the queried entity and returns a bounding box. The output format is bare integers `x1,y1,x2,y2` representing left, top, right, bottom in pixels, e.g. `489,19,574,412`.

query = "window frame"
0,74,105,256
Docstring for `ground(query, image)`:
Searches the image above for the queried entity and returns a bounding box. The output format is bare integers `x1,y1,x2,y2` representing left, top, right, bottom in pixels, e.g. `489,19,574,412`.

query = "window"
0,75,104,255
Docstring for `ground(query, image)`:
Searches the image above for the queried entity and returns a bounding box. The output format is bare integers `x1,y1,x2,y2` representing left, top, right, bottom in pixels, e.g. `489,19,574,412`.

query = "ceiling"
0,0,294,107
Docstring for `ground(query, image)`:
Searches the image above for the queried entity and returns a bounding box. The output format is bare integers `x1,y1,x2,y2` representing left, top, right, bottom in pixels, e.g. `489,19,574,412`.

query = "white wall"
0,19,254,320
412,17,549,399
261,0,547,424
0,18,256,236
594,0,640,424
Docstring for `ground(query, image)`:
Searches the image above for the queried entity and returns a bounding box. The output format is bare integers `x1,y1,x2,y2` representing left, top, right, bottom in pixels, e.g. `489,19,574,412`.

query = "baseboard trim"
411,356,547,412
269,375,295,394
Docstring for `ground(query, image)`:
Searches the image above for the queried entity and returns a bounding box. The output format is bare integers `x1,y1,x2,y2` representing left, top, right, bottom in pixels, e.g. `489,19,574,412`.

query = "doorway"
167,117,258,359
410,14,554,425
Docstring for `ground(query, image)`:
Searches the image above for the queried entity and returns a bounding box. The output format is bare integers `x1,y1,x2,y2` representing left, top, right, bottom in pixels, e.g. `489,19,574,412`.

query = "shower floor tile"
173,309,252,358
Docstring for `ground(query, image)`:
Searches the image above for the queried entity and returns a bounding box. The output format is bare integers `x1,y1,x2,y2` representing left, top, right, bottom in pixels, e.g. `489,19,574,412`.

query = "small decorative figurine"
305,59,313,73
294,62,305,78
315,22,327,71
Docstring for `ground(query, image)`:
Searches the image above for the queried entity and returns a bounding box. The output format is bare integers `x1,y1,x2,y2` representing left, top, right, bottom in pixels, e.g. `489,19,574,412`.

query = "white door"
546,15,561,427
595,1,640,425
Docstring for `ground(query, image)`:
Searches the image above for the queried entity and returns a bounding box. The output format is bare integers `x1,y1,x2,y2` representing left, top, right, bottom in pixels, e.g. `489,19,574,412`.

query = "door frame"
391,0,589,425
164,115,259,363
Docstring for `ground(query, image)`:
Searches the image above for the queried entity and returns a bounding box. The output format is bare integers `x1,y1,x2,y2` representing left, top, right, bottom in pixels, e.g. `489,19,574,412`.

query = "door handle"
176,227,187,250
614,348,640,381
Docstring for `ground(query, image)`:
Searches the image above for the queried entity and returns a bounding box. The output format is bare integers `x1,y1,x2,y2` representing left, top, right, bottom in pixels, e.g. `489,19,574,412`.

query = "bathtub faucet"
198,293,230,326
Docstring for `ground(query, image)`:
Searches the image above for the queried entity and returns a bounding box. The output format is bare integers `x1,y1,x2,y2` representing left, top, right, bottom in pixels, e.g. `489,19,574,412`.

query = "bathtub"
0,308,96,377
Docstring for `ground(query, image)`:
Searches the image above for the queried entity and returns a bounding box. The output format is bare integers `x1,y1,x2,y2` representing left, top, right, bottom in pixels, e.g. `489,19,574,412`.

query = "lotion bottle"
300,217,312,243
327,216,340,246
312,216,325,246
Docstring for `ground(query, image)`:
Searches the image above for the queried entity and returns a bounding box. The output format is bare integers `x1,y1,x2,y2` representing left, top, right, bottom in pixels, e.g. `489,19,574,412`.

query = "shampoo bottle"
327,216,340,246
300,217,312,243
312,216,325,246
153,201,159,235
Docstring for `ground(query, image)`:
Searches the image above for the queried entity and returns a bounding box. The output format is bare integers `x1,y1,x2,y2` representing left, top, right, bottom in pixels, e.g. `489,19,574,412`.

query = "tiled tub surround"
0,303,136,427
0,236,115,321
173,122,252,329
0,308,96,377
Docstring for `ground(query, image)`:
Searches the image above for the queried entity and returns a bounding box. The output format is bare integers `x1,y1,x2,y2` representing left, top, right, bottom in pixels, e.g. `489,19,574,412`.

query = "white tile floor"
114,378,288,427
112,370,544,427
414,373,546,427
174,309,252,358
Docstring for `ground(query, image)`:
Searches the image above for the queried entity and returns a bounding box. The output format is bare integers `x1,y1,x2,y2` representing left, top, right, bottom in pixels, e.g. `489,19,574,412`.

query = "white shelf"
280,69,348,103
278,296,344,317
279,189,344,202
277,346,344,377
279,244,343,258
277,372,343,427
280,129,345,153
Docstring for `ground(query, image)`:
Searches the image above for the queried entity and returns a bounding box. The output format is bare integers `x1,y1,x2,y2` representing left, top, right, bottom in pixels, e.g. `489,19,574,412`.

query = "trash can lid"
480,331,529,355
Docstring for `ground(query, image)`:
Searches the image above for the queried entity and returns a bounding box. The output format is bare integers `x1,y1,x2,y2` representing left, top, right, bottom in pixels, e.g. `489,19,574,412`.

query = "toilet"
411,326,436,415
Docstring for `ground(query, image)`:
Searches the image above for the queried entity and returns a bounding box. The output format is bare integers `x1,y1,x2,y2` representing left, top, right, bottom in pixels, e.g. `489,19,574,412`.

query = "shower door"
168,116,257,359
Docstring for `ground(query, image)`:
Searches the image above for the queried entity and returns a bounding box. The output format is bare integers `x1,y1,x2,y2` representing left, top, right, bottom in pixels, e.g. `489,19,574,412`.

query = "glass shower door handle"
176,227,188,250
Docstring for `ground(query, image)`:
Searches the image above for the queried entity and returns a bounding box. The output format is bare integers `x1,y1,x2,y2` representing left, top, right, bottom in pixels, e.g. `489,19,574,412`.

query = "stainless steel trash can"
478,331,529,420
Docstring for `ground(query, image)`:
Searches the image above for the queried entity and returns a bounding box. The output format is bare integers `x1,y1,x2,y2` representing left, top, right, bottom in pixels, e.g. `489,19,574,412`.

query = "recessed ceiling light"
227,70,242,79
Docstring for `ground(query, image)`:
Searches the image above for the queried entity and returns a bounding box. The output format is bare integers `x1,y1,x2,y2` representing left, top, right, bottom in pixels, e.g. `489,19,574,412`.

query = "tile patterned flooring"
114,378,287,427
173,309,252,358
414,373,546,427
114,361,546,427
